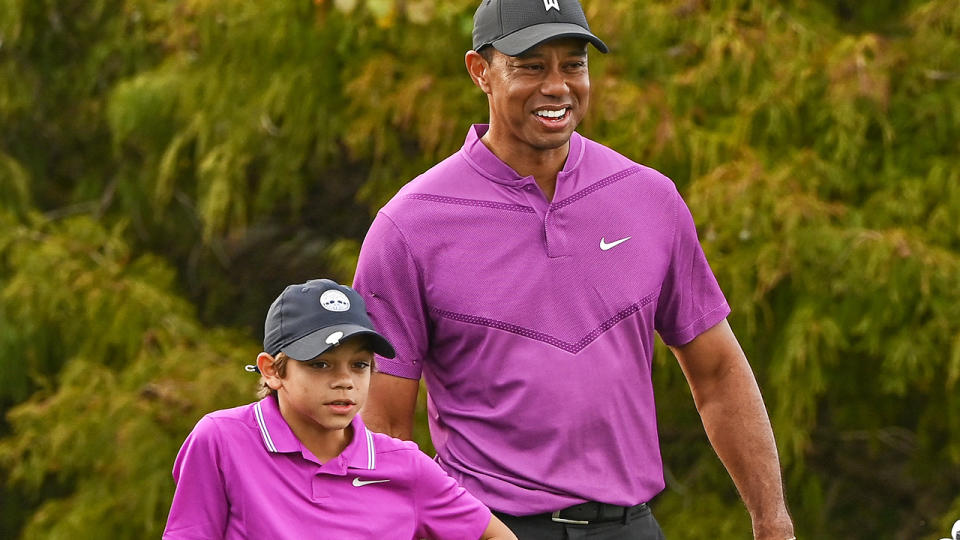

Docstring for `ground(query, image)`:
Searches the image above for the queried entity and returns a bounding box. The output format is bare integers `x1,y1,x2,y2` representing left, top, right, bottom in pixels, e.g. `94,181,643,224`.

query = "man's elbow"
364,411,414,440
364,372,420,440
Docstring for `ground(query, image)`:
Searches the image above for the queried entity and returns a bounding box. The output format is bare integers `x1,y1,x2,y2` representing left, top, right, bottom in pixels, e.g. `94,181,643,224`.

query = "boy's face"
266,338,373,437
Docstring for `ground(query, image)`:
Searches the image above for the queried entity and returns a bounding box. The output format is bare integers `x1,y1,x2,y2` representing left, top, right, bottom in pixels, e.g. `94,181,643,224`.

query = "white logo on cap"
320,289,351,312
543,0,560,11
326,331,344,346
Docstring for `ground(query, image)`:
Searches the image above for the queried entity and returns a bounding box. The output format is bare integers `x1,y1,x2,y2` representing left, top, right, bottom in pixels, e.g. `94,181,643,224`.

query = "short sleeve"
412,453,492,540
354,212,430,380
655,188,730,346
163,416,229,539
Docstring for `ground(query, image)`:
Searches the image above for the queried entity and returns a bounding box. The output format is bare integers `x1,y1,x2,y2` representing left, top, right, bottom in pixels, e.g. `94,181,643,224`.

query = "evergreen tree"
1,0,958,537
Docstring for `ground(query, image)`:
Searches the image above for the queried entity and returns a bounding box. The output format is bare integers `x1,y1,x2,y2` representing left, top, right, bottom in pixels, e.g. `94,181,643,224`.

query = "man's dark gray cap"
262,279,396,362
472,0,608,56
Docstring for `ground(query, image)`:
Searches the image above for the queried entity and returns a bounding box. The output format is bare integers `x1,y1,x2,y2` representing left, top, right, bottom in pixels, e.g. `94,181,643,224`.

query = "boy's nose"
330,367,355,389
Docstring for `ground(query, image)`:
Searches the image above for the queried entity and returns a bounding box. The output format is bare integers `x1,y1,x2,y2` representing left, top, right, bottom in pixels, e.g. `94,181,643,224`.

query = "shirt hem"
374,354,423,380
659,302,731,347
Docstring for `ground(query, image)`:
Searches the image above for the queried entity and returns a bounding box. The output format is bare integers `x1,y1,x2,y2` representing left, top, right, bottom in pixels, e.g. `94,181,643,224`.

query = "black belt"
546,501,647,525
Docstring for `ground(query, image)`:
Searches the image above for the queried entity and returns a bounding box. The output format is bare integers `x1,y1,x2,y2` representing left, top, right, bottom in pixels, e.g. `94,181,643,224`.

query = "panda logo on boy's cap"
319,289,351,312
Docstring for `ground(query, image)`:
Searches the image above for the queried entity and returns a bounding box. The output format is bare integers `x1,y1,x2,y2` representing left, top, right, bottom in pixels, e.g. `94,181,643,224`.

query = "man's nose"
540,66,569,96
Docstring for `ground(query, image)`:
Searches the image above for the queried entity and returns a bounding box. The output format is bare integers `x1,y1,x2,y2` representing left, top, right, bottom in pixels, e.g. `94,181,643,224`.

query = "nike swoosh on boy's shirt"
600,236,632,251
352,477,390,487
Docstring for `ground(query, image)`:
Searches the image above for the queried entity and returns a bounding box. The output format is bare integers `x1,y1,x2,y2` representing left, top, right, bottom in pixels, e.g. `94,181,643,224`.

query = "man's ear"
257,352,283,390
465,50,493,94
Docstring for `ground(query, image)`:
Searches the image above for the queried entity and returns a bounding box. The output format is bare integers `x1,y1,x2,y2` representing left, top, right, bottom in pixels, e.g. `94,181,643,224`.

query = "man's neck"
480,132,569,202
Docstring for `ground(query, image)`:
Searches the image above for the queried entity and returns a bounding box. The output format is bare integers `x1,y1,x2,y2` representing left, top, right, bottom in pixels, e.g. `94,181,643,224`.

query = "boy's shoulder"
361,428,446,487
200,401,257,424
367,428,422,456
360,422,438,472
188,402,260,441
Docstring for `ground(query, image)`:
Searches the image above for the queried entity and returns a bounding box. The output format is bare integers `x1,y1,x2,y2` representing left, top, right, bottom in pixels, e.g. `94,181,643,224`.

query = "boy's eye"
353,361,371,370
309,362,329,369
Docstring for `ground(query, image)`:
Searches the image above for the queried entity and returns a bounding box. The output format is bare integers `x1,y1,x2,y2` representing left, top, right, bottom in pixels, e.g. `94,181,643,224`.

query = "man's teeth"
536,109,567,118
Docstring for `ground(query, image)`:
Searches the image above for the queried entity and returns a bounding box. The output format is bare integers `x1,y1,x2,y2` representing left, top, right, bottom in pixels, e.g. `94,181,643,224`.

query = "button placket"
543,204,570,258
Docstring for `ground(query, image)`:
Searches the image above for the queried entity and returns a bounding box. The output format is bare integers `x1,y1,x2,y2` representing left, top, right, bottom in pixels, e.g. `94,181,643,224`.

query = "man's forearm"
672,320,794,539
693,358,794,539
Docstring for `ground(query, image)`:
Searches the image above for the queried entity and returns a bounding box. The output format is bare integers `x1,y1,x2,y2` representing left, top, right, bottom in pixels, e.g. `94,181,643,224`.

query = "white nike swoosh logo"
600,236,632,251
352,477,390,487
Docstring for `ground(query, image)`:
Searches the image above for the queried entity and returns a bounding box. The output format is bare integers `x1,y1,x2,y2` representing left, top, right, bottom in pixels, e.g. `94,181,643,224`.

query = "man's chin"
531,132,575,151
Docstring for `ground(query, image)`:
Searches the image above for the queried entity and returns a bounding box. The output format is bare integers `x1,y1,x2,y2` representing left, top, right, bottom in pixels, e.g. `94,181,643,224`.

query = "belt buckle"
550,510,590,525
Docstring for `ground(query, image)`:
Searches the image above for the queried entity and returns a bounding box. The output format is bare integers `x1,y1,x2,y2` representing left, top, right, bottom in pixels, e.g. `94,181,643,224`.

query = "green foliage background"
1,0,958,538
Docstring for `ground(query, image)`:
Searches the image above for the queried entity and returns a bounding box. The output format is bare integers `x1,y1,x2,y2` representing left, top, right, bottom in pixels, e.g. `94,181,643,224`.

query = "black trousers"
494,504,666,540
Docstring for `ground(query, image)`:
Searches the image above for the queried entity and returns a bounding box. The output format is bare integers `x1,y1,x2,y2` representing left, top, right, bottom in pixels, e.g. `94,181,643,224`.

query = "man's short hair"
478,45,496,64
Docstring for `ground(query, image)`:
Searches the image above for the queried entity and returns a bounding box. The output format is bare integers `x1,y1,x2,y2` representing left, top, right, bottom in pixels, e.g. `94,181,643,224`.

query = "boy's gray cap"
472,0,608,56
263,279,396,361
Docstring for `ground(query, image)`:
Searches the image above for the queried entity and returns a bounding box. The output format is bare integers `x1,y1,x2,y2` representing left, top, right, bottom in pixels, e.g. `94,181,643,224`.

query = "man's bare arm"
363,371,420,440
670,319,795,540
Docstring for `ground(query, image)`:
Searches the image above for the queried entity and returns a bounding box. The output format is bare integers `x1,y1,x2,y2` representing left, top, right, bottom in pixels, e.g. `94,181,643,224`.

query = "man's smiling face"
482,38,590,155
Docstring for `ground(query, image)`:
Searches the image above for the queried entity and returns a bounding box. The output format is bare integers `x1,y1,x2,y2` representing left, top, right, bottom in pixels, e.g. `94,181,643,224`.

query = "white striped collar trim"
255,402,375,466
364,427,376,470
254,401,278,453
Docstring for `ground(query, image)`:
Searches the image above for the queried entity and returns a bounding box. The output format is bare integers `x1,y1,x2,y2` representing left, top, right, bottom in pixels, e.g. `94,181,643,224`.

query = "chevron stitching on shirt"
432,290,659,354
365,427,376,469
254,402,278,453
551,166,641,210
405,193,535,213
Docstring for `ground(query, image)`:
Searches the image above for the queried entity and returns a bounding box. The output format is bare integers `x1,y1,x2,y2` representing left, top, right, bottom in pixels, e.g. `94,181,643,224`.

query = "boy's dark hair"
256,352,290,399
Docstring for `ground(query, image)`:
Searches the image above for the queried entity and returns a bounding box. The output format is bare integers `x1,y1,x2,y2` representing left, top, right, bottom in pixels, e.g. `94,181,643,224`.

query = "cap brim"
490,22,608,56
281,324,397,361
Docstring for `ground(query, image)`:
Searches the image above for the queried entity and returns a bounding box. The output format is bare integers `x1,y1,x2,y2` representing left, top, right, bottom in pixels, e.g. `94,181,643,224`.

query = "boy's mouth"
325,399,356,413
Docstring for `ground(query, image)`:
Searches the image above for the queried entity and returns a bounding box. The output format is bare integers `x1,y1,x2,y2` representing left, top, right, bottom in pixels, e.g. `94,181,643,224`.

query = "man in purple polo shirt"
163,279,517,540
353,1,795,539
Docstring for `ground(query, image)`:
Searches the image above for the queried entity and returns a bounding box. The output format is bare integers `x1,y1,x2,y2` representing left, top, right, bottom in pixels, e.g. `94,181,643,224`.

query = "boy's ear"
465,50,493,94
257,352,283,390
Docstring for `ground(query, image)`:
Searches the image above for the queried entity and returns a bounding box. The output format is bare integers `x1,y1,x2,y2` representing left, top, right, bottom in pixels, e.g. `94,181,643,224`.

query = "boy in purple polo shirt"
163,279,517,540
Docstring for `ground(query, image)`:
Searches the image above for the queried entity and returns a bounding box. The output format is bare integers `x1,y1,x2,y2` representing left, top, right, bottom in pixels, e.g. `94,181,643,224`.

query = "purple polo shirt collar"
253,396,376,473
460,124,585,188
